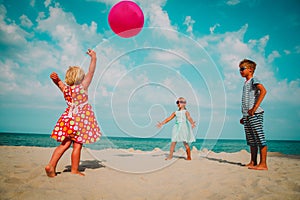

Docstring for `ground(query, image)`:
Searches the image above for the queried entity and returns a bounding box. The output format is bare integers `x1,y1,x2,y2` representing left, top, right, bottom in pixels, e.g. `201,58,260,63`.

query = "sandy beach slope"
0,146,299,200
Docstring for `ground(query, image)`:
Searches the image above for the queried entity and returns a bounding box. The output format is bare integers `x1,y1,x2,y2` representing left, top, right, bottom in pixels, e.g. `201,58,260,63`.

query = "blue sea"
0,132,299,155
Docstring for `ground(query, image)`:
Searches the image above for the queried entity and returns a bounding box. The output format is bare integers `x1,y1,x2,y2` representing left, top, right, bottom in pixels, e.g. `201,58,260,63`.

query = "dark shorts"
243,113,267,147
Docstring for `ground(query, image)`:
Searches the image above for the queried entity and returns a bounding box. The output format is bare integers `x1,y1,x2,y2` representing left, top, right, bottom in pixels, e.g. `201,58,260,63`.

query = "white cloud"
141,0,177,37
36,4,101,48
226,0,240,6
44,0,51,8
217,28,252,72
209,23,220,34
248,35,270,53
0,60,17,82
199,23,300,107
0,3,105,108
183,16,195,35
138,0,179,40
29,0,35,7
0,58,60,105
101,62,129,87
92,0,119,5
145,4,169,28
0,7,29,48
144,48,189,68
267,79,300,104
0,4,6,18
267,50,280,63
19,15,33,28
37,11,46,20
34,4,103,69
258,35,269,52
295,45,300,54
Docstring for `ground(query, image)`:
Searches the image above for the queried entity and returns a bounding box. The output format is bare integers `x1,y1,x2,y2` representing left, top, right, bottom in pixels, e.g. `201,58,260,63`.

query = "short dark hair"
239,59,256,72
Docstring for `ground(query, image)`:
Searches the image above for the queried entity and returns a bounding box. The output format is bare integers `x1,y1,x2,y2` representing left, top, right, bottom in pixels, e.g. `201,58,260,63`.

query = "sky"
0,0,299,140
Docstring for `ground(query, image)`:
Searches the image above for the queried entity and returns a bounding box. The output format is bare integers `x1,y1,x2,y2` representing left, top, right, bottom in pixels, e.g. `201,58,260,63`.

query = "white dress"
171,110,195,143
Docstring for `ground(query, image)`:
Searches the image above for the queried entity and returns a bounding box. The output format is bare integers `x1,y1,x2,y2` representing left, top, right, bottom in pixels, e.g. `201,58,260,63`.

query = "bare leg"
166,142,176,160
246,146,258,167
183,142,191,160
71,142,85,176
45,139,72,177
249,146,268,170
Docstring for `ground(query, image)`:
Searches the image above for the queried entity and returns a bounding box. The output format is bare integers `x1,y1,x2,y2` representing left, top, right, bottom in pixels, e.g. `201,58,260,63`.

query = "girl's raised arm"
82,49,97,90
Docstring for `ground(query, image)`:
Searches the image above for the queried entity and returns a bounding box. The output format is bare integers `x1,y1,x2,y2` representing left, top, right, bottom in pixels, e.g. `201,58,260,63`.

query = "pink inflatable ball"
108,1,144,38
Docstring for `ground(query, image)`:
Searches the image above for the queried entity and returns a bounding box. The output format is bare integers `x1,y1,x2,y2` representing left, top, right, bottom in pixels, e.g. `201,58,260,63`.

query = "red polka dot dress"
51,84,101,144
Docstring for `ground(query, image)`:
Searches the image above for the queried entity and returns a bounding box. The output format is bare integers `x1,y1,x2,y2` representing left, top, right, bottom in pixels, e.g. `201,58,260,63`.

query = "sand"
0,146,299,200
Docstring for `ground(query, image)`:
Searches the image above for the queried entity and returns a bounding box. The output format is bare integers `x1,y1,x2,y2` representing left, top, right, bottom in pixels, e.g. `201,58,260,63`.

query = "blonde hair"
239,59,257,72
65,66,85,86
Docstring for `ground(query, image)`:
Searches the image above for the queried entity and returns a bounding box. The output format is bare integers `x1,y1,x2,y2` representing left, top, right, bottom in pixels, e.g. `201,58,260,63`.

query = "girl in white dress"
157,97,196,160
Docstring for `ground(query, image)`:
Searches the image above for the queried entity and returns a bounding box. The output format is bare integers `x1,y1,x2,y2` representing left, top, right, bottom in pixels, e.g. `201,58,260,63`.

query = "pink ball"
108,1,144,38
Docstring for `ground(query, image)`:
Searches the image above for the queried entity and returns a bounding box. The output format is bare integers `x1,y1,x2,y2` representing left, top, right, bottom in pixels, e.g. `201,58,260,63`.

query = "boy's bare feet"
248,164,268,170
45,165,56,177
245,161,257,167
165,156,173,160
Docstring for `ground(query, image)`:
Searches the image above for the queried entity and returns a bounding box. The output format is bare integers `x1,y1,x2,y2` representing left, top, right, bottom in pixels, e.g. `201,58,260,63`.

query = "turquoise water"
0,132,299,155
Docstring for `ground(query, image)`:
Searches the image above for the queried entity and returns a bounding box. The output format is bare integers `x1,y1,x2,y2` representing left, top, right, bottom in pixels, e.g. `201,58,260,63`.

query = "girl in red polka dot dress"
45,49,101,177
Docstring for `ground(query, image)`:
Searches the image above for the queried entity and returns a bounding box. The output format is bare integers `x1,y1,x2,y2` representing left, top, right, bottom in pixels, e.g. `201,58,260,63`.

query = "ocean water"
0,132,299,155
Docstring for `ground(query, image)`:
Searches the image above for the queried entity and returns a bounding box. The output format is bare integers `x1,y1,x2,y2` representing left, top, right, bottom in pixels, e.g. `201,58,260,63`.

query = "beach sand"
0,146,299,200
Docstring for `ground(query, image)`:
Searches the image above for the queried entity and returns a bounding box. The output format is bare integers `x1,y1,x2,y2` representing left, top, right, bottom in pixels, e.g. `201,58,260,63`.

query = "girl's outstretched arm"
82,49,97,90
157,112,176,128
186,111,196,128
50,72,65,92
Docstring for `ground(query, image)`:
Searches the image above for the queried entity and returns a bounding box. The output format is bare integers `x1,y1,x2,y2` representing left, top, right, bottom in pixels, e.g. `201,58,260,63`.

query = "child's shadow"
172,155,187,160
205,157,246,167
63,160,105,173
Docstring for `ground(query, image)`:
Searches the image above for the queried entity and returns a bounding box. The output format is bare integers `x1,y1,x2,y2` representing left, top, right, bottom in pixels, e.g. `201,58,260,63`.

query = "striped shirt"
241,77,264,116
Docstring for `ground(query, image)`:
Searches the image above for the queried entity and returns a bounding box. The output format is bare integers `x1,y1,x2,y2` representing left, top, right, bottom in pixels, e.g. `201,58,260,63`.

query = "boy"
239,59,268,170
